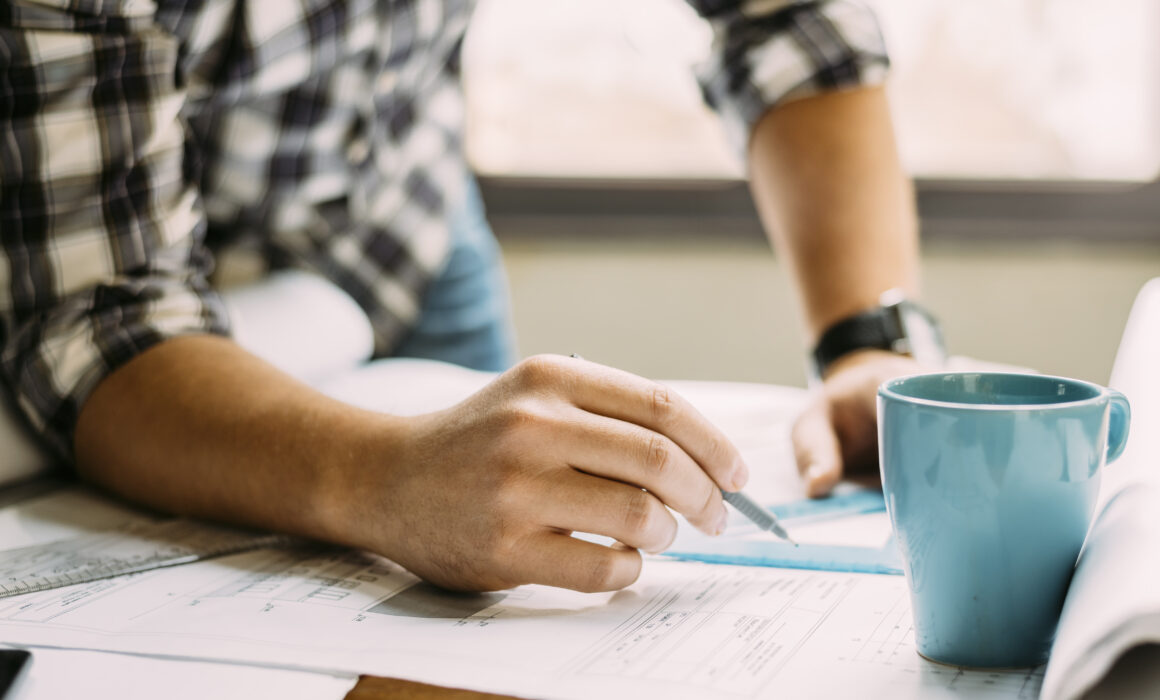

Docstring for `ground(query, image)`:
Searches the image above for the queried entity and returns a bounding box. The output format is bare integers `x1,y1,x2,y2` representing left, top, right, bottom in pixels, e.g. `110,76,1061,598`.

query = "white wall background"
465,0,1160,182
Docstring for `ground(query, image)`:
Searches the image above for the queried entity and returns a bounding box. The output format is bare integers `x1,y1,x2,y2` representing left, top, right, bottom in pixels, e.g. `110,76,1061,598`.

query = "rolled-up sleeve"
687,0,890,154
0,0,229,459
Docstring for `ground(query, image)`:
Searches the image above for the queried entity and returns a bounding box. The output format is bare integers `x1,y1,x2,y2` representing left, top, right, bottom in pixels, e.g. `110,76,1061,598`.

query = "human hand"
792,351,1037,497
791,350,925,497
343,355,748,593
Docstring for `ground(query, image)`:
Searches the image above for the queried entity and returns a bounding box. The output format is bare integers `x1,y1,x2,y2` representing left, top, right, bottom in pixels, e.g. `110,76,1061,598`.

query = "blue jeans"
391,177,518,372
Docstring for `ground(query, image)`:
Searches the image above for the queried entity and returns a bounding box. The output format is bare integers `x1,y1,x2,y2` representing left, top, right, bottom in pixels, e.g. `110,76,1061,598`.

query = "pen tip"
770,523,796,546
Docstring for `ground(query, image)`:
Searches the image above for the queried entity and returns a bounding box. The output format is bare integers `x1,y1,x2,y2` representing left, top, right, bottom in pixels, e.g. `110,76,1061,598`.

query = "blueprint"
0,373,1047,699
0,541,1042,700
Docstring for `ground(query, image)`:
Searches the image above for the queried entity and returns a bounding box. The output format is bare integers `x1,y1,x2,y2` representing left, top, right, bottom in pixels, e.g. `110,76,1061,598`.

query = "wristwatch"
809,289,947,382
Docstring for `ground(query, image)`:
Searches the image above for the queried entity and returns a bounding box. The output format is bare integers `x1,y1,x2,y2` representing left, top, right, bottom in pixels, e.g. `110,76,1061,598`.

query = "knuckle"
583,552,621,592
622,489,658,536
648,384,676,424
642,433,673,478
513,355,560,389
702,433,732,466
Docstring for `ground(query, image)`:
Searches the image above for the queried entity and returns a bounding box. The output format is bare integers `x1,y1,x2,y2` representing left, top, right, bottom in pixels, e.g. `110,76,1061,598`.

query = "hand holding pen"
335,353,761,594
721,490,797,544
570,355,797,546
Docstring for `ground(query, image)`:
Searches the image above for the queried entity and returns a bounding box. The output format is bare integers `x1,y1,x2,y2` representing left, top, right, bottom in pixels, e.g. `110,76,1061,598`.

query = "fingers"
791,397,843,498
536,469,682,553
548,413,728,537
519,355,748,492
511,532,643,593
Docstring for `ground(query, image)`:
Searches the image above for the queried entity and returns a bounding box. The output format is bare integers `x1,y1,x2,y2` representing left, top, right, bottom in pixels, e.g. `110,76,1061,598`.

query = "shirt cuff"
697,0,891,157
2,277,231,461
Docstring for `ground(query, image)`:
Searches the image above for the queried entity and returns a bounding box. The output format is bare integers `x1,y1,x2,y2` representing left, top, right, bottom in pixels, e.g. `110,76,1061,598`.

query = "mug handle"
1106,390,1132,464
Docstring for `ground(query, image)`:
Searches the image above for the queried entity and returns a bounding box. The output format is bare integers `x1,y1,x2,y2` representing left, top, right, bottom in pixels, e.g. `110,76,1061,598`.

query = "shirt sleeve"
686,0,890,154
0,0,230,460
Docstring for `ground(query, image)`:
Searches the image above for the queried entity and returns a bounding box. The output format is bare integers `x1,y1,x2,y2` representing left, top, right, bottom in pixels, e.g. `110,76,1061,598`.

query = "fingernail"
807,463,828,482
714,507,729,536
731,458,750,491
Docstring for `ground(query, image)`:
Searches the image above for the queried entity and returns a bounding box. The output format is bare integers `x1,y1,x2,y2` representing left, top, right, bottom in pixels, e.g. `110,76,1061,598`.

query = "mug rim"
878,371,1112,411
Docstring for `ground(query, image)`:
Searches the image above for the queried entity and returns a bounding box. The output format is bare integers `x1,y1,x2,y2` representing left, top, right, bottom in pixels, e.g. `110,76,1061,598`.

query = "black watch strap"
810,292,946,381
812,307,904,378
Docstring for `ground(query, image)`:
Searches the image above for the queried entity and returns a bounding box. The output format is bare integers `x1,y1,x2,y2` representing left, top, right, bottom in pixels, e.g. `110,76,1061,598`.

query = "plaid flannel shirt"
0,0,887,458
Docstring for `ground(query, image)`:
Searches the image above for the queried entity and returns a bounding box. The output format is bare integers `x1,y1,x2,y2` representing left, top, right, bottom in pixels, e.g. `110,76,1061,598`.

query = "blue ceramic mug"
878,372,1130,668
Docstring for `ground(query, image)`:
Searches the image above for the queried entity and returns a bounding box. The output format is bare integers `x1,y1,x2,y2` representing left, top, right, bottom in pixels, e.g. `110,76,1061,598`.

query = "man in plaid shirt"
0,0,926,592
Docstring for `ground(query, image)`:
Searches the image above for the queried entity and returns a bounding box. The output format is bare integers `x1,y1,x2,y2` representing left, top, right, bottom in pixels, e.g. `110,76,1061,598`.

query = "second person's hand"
791,349,925,497
792,351,1034,497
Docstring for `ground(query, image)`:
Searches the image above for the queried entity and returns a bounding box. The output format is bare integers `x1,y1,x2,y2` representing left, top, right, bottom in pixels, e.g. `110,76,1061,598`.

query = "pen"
721,489,798,545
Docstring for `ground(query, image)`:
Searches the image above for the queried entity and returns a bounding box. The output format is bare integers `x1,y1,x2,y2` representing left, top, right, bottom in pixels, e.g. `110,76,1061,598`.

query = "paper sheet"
1039,277,1160,700
224,270,375,385
0,488,360,700
315,357,496,415
3,645,356,700
1042,481,1160,700
0,485,150,550
0,547,1042,700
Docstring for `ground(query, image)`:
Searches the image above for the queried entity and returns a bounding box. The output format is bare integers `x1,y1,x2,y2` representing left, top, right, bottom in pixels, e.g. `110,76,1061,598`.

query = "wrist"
809,289,946,384
821,348,914,382
309,408,414,550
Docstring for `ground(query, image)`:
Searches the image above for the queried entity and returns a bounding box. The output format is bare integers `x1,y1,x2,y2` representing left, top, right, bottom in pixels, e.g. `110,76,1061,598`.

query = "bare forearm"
72,341,752,593
748,85,919,343
73,335,394,544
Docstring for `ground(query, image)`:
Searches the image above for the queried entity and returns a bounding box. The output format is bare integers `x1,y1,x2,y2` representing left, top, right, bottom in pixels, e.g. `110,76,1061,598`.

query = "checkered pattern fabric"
0,0,887,458
690,0,890,152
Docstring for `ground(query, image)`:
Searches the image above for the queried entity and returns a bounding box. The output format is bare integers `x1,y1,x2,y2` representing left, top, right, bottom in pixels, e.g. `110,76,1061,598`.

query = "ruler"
663,540,903,576
0,519,290,599
767,487,886,523
663,487,898,575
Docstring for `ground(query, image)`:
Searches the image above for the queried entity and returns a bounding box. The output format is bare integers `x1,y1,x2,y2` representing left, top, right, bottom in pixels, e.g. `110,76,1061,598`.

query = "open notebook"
1039,278,1160,700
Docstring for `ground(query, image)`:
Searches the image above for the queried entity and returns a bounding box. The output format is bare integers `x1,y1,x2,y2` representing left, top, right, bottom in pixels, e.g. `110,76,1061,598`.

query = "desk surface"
346,676,517,700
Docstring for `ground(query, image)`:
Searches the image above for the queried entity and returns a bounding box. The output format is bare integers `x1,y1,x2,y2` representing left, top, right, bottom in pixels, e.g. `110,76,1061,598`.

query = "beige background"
496,231,1160,388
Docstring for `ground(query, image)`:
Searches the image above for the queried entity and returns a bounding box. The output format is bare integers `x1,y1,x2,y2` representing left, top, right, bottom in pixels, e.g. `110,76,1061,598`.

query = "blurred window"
463,0,1160,182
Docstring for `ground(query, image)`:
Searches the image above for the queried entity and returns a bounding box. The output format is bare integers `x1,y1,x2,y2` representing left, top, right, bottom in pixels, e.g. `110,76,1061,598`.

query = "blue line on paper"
663,540,902,576
662,487,902,576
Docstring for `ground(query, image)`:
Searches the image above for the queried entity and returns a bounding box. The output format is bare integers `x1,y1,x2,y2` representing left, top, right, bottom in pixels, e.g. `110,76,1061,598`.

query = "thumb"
791,397,843,498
